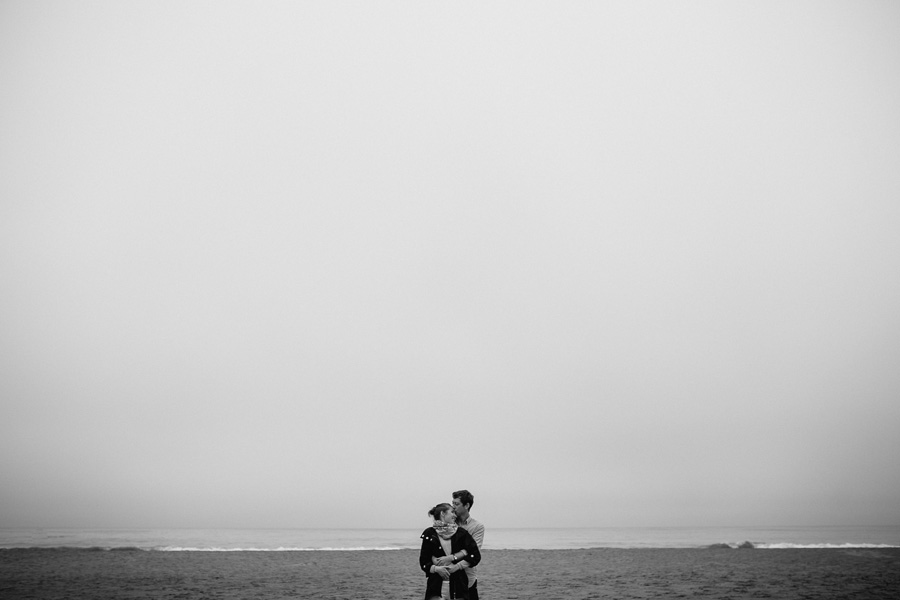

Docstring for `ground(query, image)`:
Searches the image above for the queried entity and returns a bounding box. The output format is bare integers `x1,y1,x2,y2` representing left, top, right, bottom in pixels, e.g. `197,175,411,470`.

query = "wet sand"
2,547,899,599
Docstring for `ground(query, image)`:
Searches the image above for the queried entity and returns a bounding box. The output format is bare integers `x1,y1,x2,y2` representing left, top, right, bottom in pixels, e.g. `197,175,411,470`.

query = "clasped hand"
433,555,456,567
433,566,452,580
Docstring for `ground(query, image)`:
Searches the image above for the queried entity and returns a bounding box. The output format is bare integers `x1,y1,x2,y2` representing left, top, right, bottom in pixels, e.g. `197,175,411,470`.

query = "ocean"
2,525,898,551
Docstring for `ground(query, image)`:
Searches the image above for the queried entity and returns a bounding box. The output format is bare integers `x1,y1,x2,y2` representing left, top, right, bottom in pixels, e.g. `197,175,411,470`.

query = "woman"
419,502,481,600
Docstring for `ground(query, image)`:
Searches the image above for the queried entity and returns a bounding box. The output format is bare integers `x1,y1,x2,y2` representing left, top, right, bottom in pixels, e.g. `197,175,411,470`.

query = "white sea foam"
155,546,405,552
755,543,899,549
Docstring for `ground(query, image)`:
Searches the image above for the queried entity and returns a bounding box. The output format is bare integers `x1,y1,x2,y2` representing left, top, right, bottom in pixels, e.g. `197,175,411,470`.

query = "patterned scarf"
432,520,458,540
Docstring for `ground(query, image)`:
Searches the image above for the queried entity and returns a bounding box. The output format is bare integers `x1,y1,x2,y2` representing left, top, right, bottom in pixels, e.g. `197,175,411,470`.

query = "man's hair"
452,489,474,509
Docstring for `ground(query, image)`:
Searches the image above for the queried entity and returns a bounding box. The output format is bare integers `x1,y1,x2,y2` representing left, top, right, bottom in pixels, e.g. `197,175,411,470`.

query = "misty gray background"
2,1,899,530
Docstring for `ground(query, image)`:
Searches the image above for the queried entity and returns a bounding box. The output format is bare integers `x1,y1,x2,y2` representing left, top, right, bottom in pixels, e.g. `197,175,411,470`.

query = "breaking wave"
1,546,409,552
155,546,406,552
708,541,900,550
755,542,900,549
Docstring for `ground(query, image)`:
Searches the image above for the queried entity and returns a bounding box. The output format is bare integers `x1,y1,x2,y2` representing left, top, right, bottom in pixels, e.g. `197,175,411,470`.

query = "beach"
2,547,899,599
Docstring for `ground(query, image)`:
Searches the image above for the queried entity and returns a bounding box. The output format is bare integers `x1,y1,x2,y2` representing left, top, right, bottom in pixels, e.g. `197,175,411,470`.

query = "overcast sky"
2,1,899,531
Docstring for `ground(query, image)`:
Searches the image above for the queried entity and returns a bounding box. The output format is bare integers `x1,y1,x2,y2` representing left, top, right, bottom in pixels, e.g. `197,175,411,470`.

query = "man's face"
451,497,469,519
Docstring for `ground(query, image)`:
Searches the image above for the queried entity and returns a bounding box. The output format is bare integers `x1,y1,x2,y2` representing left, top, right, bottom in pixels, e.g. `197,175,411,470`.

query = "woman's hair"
428,503,452,520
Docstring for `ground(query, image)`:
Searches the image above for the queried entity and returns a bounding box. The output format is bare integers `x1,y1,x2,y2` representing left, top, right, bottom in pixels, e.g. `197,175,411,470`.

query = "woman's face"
441,508,457,524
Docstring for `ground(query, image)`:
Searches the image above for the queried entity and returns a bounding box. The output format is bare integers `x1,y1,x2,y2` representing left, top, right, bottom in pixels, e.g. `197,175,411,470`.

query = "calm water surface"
2,525,899,550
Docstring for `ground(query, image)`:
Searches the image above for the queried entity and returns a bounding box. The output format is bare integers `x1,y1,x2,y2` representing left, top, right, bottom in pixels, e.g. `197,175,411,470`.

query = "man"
436,489,484,600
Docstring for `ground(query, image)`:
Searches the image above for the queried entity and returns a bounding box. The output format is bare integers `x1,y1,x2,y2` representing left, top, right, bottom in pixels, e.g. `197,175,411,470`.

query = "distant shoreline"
3,525,898,551
3,541,900,551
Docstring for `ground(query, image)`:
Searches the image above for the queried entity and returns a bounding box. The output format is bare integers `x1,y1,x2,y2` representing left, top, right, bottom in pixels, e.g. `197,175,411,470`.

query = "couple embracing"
418,489,485,600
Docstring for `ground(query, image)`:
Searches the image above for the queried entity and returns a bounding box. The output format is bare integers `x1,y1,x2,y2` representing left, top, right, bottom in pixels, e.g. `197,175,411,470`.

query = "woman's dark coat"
418,526,482,599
